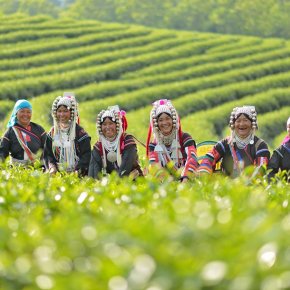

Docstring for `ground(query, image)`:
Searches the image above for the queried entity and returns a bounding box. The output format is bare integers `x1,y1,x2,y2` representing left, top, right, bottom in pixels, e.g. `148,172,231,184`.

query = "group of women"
0,94,289,182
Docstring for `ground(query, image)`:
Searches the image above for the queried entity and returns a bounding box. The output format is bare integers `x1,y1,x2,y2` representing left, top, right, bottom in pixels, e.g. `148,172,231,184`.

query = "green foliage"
0,165,289,289
62,0,290,39
1,0,290,39
0,16,289,147
0,16,289,288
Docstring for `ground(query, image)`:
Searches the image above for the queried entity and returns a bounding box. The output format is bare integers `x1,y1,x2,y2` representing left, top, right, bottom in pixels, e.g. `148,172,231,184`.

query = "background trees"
0,0,289,38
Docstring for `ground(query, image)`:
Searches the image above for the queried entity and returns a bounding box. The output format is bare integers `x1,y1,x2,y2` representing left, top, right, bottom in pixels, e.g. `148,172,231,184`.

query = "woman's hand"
48,165,57,175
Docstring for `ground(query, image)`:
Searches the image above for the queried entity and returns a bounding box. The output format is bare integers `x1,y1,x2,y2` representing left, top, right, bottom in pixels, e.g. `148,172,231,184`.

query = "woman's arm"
255,140,270,167
180,133,199,180
88,145,103,179
198,141,226,174
76,135,91,176
43,133,58,172
119,135,138,177
267,149,281,181
0,130,11,160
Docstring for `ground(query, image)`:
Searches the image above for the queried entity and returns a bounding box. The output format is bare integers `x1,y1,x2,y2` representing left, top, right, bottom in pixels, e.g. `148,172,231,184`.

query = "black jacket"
268,140,290,181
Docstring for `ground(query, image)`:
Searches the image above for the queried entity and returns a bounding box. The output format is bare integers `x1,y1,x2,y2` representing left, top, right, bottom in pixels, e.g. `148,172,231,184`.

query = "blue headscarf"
7,99,32,128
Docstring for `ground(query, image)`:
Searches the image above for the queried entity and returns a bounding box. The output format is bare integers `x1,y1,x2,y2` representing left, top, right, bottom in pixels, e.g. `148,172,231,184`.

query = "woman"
268,117,290,182
0,99,46,165
198,106,270,177
44,93,91,175
146,99,199,181
282,117,290,144
88,105,143,179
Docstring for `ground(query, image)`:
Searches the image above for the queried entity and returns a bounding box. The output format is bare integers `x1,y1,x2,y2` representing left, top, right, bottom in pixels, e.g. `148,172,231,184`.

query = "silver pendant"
107,151,117,163
249,140,254,145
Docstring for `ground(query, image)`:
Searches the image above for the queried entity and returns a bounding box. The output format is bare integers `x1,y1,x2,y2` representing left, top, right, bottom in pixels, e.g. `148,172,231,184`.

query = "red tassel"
146,124,152,157
122,115,128,132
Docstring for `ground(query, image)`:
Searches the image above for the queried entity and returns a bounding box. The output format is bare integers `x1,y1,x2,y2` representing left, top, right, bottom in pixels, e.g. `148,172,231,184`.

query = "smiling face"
234,114,253,138
157,113,173,136
101,117,117,139
56,105,71,125
16,108,32,128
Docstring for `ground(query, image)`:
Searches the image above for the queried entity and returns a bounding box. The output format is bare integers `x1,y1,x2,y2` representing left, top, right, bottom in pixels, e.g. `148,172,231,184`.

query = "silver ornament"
107,151,117,163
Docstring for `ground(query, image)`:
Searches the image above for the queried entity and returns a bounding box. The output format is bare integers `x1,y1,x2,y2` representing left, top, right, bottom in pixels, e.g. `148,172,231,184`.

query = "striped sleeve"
198,140,225,174
255,138,270,167
180,132,199,178
123,134,137,149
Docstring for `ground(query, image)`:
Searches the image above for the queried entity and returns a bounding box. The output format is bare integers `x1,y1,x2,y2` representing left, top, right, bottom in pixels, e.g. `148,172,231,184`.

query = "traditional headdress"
229,105,257,147
146,99,183,165
7,99,32,128
51,92,79,140
96,105,127,170
51,92,79,171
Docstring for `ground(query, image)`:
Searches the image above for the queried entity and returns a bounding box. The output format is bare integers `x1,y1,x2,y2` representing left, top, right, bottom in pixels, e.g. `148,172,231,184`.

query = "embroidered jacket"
0,122,46,161
268,140,290,181
199,135,270,177
44,124,91,175
148,132,199,179
88,133,143,178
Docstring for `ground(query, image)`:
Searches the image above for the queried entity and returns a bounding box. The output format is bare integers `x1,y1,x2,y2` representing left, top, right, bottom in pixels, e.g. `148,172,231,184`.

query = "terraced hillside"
1,15,290,150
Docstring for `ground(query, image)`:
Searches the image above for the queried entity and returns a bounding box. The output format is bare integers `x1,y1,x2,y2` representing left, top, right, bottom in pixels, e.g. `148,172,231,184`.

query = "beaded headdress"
96,105,127,137
150,99,179,134
229,106,258,130
51,92,79,171
52,92,79,128
146,99,183,165
229,105,257,147
96,105,127,170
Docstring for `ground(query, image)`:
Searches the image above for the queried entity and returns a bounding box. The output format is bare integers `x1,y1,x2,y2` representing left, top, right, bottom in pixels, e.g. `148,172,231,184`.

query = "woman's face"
157,113,173,136
17,108,32,127
101,117,117,139
56,105,71,124
234,114,252,138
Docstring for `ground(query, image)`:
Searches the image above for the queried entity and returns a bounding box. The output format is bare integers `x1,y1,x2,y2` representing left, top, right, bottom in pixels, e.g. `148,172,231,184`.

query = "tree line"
1,0,290,39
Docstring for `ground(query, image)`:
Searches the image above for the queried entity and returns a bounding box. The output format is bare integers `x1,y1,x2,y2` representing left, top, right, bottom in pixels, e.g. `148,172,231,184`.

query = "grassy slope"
0,16,289,150
0,16,289,290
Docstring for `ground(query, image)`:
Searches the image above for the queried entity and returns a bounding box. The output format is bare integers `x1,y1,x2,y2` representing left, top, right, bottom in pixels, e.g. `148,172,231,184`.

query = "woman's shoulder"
217,137,230,147
253,135,268,149
92,140,102,151
76,124,90,138
180,131,196,147
123,133,137,147
30,122,46,133
280,141,290,152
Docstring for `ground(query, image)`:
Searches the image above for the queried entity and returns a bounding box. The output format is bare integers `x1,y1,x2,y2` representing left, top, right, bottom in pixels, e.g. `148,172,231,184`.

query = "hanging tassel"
158,152,166,167
101,137,107,170
117,141,122,167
